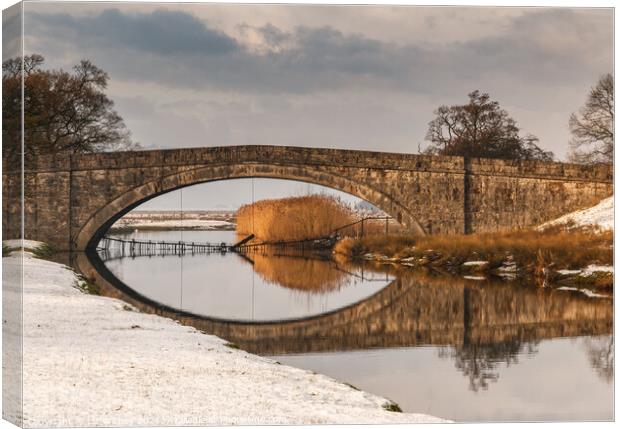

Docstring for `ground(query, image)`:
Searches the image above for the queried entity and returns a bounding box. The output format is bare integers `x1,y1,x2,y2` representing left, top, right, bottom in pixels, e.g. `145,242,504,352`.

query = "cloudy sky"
9,2,615,209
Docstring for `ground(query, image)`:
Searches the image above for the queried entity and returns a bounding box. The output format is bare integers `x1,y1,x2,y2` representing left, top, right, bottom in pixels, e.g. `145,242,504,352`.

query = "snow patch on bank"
540,196,613,230
582,264,614,275
8,249,447,426
463,276,486,281
555,287,611,299
3,239,46,251
462,261,488,267
556,265,613,278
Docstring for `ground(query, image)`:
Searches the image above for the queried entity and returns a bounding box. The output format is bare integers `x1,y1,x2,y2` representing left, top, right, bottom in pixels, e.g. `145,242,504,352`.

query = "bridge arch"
7,145,612,252
78,162,426,250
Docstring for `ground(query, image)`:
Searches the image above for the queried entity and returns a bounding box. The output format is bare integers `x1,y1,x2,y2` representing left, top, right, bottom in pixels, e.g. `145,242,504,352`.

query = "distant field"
111,210,236,231
122,210,235,220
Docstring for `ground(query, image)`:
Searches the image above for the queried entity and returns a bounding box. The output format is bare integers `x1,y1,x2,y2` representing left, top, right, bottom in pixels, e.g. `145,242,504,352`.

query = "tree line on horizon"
2,53,613,165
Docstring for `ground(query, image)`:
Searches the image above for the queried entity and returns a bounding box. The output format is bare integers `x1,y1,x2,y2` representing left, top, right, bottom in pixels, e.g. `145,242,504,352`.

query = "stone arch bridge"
2,145,613,251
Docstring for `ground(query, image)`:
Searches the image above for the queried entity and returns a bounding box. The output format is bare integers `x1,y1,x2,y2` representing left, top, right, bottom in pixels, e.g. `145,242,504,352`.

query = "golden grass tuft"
236,194,354,242
336,228,613,271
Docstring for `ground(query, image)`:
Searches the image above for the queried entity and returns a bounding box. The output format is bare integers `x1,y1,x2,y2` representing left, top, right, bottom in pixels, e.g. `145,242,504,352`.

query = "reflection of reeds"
236,194,354,241
248,252,350,293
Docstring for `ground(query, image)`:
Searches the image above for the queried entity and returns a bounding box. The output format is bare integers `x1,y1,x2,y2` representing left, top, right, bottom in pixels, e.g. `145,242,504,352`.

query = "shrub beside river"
334,227,613,291
236,194,354,242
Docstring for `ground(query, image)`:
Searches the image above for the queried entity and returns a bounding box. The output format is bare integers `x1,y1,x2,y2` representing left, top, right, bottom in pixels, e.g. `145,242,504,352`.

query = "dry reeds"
336,228,613,271
333,217,406,238
236,194,354,242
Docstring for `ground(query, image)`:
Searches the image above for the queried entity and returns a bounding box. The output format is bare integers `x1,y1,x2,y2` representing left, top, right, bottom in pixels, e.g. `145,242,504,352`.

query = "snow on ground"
5,247,447,427
556,265,613,277
540,196,613,230
555,287,611,299
556,269,583,276
462,261,488,267
3,239,47,250
582,264,614,275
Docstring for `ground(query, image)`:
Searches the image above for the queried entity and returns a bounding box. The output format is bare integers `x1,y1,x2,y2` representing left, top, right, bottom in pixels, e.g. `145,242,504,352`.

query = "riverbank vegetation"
334,227,613,289
236,194,354,242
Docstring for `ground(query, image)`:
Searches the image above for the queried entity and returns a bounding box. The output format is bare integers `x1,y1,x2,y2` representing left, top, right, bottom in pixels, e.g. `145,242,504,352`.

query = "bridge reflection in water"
73,249,612,356
205,271,611,354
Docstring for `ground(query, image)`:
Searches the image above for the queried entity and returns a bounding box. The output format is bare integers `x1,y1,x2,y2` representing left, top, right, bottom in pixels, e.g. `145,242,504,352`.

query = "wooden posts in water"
99,236,238,260
99,214,398,261
232,234,255,248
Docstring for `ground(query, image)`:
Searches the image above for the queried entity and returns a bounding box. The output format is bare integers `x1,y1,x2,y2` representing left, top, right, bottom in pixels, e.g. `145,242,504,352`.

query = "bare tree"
568,74,613,164
425,91,553,161
2,54,139,162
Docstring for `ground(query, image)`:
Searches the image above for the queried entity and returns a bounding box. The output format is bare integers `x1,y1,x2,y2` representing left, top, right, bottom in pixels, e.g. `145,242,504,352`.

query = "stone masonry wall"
2,146,613,251
466,158,612,232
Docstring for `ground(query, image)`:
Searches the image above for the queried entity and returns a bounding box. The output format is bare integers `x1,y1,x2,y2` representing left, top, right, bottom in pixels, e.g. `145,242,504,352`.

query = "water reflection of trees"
582,336,614,383
395,270,611,393
442,334,613,392
438,340,539,392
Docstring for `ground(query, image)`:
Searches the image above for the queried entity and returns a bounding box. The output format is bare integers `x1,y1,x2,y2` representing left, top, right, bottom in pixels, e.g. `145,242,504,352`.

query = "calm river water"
97,229,613,422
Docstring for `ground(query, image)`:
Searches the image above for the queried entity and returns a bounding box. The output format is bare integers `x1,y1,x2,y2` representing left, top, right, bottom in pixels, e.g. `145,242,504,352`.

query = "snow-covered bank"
557,264,614,277
8,245,447,426
540,196,613,230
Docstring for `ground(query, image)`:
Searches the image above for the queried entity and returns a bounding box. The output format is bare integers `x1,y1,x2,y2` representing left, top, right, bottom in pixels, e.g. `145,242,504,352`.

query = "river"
95,229,613,422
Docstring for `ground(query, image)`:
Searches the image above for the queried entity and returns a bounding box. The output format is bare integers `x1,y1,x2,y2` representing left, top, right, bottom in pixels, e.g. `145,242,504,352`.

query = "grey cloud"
24,7,612,97
28,8,239,57
453,10,607,70
255,23,291,50
25,8,424,93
